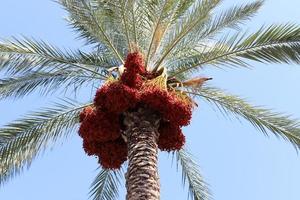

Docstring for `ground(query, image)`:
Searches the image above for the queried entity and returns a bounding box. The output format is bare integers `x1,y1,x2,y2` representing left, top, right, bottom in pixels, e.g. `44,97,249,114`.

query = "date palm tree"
1,0,300,199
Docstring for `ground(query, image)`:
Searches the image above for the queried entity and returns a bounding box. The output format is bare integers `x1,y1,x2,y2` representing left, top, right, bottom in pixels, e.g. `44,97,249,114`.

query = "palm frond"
0,100,92,184
187,87,300,151
145,0,178,66
132,0,175,52
59,0,125,62
175,148,211,200
117,0,134,51
154,0,221,70
170,24,300,77
171,0,196,23
169,0,264,61
131,0,165,53
0,37,114,78
89,168,123,200
199,0,263,40
121,0,177,53
108,0,146,52
127,0,138,46
0,70,98,100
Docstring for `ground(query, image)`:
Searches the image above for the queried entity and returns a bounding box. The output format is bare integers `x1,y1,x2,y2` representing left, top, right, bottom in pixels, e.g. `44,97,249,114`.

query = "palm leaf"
132,0,173,51
175,148,211,200
199,0,264,40
0,100,92,184
154,0,221,70
89,168,123,200
145,0,178,66
169,0,264,61
117,0,134,51
0,37,113,78
59,0,125,62
171,0,196,23
171,24,300,77
0,70,98,100
127,0,139,46
187,87,300,151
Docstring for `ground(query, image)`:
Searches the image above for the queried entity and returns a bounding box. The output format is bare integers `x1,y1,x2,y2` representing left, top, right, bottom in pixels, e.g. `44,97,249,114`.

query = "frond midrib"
0,49,107,79
171,38,300,77
0,102,92,146
188,90,300,145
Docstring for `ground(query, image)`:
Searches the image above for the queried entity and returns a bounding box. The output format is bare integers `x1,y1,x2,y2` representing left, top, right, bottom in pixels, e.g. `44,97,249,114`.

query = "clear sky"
1,0,300,200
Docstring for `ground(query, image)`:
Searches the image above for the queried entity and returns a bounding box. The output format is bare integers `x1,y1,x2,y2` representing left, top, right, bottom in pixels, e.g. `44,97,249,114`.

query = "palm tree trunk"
123,108,160,200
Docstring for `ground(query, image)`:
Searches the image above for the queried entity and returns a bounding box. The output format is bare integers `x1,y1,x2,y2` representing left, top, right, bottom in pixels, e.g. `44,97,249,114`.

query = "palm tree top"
1,0,300,199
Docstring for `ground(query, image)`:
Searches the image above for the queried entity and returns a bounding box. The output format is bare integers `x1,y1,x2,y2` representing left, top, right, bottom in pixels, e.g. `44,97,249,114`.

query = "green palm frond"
175,148,211,200
127,0,163,53
59,0,98,45
59,0,126,62
133,0,177,51
187,87,300,151
118,0,133,51
107,0,145,52
89,168,123,200
128,0,138,45
145,0,179,65
169,0,263,60
171,0,196,23
170,24,300,77
0,70,98,99
93,0,136,52
154,0,221,70
0,37,114,78
0,100,92,184
199,0,263,40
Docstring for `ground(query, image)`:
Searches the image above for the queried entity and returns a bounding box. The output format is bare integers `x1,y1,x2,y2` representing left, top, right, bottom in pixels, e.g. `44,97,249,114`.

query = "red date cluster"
79,52,193,169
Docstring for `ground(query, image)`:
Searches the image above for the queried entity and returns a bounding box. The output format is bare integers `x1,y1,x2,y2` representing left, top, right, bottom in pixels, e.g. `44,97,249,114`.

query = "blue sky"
1,0,300,199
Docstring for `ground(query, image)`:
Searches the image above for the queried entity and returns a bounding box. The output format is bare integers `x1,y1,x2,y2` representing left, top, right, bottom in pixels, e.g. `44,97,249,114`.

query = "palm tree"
1,0,300,199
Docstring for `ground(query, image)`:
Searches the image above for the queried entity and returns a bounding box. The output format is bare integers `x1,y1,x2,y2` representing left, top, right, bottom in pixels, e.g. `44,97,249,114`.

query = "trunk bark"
123,108,160,200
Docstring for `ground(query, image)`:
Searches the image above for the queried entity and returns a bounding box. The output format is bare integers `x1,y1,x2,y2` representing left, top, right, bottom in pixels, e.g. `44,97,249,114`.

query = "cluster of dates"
79,52,193,169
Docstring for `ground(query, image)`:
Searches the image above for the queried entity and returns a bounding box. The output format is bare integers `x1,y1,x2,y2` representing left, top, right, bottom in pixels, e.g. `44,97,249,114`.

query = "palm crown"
1,0,300,199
